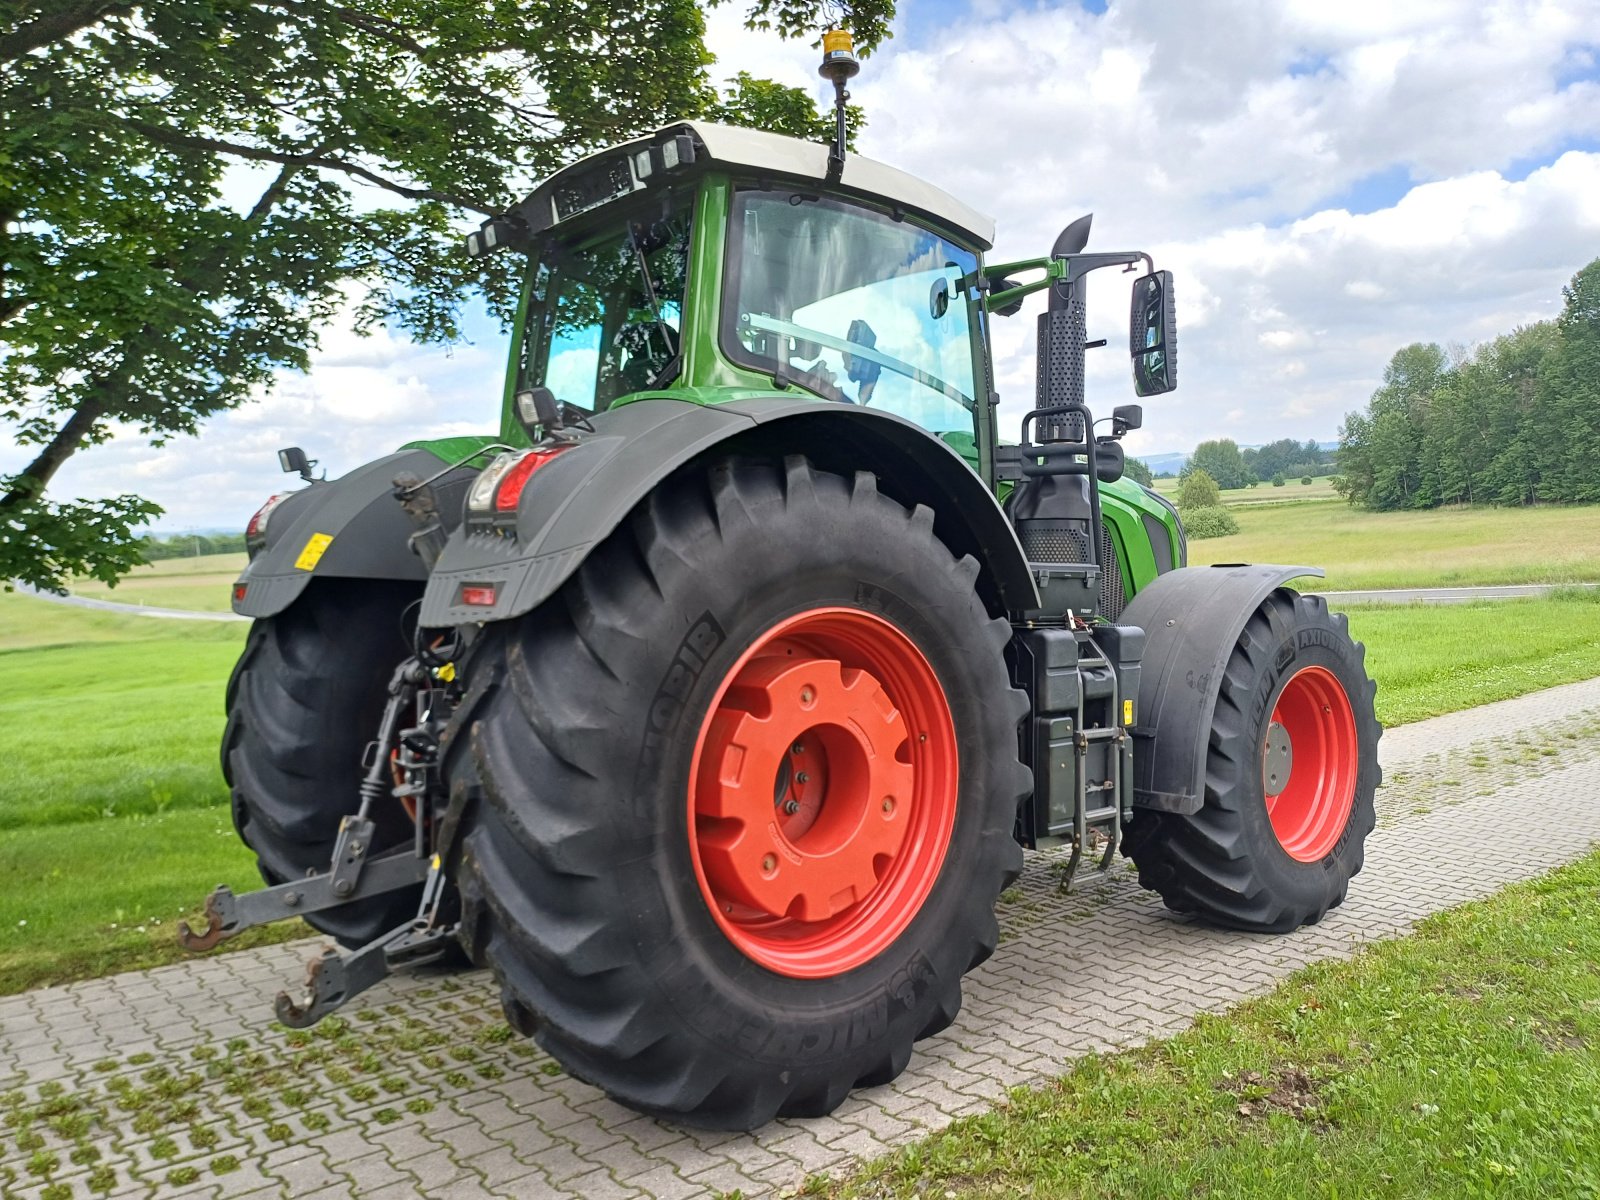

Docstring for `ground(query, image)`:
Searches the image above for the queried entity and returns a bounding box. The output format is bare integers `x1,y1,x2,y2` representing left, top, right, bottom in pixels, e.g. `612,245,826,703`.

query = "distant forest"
1335,258,1600,510
140,532,247,559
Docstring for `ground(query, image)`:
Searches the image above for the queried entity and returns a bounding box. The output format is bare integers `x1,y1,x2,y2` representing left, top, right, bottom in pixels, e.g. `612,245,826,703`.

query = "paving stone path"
5,677,1600,1200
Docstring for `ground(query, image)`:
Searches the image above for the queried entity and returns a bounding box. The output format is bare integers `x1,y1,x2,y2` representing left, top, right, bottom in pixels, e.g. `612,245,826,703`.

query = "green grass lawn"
1350,590,1600,725
822,848,1600,1199
4,568,1600,996
1152,475,1342,505
0,809,304,996
67,551,246,613
1184,497,1600,591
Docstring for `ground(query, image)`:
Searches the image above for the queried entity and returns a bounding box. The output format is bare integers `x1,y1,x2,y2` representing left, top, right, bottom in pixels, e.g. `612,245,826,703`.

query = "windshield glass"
723,190,980,435
517,195,693,412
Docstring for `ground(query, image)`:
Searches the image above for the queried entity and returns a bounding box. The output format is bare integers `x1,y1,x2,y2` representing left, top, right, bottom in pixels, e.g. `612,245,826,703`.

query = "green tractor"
183,41,1380,1131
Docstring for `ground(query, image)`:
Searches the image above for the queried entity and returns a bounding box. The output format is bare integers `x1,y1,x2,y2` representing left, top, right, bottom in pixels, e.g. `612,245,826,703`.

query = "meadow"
5,500,1600,995
1152,482,1600,591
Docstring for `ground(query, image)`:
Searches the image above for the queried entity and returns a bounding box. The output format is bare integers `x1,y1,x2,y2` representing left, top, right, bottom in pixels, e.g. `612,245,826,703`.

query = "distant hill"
1134,440,1337,478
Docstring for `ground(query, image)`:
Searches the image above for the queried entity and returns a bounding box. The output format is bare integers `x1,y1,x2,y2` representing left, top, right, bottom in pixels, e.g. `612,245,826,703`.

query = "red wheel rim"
687,607,959,978
1263,665,1358,862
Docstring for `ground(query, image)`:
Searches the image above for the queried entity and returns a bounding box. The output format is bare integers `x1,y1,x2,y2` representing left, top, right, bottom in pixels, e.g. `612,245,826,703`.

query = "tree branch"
0,397,106,507
126,120,499,215
0,1,132,62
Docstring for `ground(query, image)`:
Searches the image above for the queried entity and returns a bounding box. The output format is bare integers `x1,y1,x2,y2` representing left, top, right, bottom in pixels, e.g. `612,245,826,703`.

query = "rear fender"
233,449,478,618
419,396,1038,627
1118,564,1323,814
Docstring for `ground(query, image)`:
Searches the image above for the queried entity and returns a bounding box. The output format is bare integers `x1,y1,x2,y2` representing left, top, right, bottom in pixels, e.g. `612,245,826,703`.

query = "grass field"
1346,589,1600,724
5,537,1600,995
824,849,1600,1198
1152,474,1343,505
67,552,246,612
1186,496,1600,591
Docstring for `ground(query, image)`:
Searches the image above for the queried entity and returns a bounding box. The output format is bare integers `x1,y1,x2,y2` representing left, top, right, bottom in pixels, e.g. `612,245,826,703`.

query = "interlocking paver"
5,679,1600,1198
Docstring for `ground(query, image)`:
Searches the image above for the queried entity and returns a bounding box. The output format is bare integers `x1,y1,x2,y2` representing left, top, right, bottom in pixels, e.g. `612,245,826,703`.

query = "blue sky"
13,0,1600,532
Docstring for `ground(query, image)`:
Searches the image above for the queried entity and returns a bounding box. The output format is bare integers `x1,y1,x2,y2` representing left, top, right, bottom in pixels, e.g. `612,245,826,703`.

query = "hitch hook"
177,886,239,952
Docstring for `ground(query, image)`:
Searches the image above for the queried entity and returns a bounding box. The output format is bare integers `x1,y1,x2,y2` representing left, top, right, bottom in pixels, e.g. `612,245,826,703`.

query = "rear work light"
466,446,573,520
459,584,498,607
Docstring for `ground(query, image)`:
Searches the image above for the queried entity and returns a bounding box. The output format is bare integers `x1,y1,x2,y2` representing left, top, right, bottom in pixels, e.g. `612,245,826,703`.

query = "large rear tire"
222,579,424,947
1123,590,1380,932
445,457,1028,1129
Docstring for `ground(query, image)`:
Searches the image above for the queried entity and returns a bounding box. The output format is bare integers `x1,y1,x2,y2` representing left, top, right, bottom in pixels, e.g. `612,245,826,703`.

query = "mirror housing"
1112,404,1143,436
1129,270,1177,396
277,446,316,482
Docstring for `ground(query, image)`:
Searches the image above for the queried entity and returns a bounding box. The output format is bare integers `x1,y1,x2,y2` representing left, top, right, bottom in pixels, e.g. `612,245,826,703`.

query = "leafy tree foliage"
1123,456,1154,487
1243,437,1329,481
1,0,883,591
1176,468,1221,511
1184,438,1250,490
1336,258,1600,510
1180,505,1239,540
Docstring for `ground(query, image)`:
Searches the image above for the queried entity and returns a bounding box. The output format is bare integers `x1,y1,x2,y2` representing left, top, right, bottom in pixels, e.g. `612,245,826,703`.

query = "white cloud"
9,0,1599,528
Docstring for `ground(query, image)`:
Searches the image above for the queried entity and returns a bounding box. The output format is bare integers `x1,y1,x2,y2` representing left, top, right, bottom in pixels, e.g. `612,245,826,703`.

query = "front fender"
419,396,1038,627
1119,564,1323,814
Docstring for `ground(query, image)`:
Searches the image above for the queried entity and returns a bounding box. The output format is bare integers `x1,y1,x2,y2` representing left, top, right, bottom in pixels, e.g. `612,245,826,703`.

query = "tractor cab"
470,120,1001,466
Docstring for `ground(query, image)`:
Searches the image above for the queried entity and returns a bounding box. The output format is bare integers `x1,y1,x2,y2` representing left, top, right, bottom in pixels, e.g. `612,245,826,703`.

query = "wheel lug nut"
761,854,777,874
783,800,800,814
792,741,805,754
881,797,895,814
795,772,809,784
800,687,815,705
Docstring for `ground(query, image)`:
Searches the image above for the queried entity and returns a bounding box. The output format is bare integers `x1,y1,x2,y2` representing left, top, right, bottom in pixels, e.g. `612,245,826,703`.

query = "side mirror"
277,446,316,482
1129,271,1177,396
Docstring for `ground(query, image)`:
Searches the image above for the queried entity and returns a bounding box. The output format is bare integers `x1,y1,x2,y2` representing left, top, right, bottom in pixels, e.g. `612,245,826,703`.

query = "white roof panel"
530,120,995,250
681,121,995,248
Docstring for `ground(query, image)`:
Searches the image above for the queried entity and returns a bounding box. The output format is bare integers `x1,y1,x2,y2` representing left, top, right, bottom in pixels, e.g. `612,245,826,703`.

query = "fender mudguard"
418,396,1038,627
233,449,476,619
1118,563,1323,815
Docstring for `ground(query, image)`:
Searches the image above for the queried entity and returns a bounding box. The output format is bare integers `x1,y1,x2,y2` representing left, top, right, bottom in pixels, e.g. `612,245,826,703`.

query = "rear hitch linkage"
179,653,461,1024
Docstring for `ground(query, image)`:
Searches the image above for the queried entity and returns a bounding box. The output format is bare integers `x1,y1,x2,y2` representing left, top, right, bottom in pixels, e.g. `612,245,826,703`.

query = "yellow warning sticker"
294,532,334,571
1123,699,1134,726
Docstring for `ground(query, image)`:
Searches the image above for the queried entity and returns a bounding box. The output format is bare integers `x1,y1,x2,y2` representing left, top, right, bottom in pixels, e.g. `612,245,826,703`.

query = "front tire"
446,457,1028,1129
1124,590,1380,932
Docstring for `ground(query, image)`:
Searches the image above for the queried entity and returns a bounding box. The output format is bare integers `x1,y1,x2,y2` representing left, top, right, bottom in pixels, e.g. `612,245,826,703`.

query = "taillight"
466,447,572,520
246,494,288,542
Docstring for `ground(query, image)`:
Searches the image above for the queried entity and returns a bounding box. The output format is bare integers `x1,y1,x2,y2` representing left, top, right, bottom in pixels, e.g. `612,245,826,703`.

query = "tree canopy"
1,0,889,591
1184,438,1250,490
1336,258,1600,510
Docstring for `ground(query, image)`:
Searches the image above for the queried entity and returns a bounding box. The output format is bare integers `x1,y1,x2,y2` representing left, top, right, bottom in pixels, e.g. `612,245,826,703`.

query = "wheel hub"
1262,720,1293,796
697,654,913,922
1262,665,1358,862
688,607,959,978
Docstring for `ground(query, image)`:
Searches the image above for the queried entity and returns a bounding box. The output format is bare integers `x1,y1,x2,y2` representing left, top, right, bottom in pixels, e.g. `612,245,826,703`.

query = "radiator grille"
1018,520,1127,620
1100,523,1126,620
1018,523,1092,564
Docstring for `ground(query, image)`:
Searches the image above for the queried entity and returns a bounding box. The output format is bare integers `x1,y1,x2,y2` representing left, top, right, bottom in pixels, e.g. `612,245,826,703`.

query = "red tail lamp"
466,446,573,519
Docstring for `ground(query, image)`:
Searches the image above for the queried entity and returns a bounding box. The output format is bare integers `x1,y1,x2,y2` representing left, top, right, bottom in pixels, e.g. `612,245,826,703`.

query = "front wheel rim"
688,607,959,978
1263,664,1359,862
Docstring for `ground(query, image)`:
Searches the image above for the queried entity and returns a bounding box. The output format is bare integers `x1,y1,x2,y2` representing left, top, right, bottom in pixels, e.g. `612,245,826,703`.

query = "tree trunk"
0,398,105,506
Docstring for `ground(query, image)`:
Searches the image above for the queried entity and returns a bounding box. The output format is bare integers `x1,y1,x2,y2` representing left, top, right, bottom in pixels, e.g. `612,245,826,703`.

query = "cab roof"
504,120,996,251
